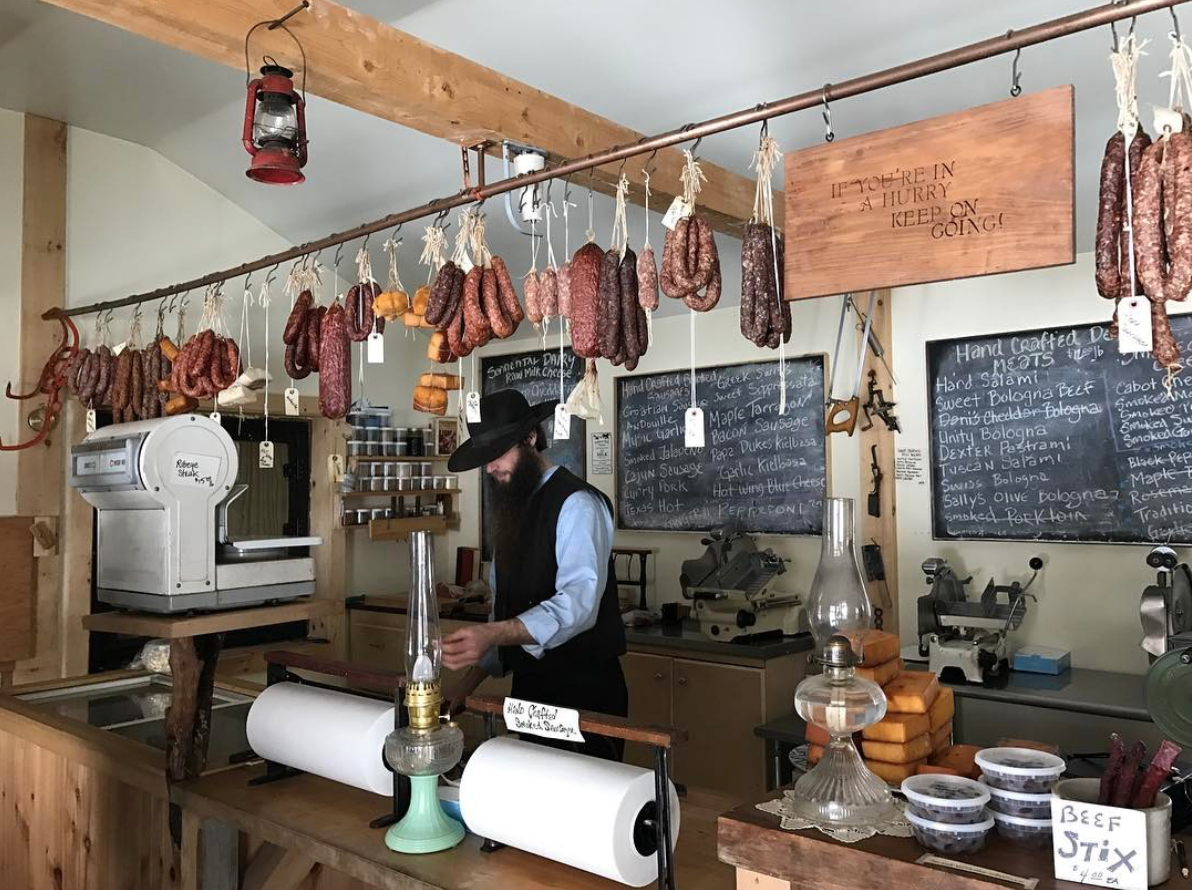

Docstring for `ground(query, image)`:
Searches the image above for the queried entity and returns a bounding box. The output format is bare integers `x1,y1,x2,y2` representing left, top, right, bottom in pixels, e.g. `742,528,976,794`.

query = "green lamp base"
385,774,465,855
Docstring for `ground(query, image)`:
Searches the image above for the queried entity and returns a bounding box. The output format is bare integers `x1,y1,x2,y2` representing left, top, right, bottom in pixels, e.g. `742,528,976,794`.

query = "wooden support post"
308,417,345,657
857,290,900,636
166,634,225,785
14,115,68,684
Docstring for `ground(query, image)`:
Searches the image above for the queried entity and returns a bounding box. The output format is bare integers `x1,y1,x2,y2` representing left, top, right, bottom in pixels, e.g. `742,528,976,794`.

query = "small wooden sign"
784,86,1075,300
1053,798,1148,890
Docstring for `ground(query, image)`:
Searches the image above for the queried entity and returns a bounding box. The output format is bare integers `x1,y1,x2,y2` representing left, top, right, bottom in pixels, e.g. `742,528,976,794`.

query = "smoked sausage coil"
284,291,313,344
462,267,492,347
740,223,762,342
619,247,642,362
491,256,525,325
447,303,471,358
557,261,573,319
482,267,514,338
1153,297,1182,369
637,246,659,311
569,243,605,358
345,283,376,342
524,271,543,325
539,268,559,318
318,303,351,419
129,350,144,419
435,265,465,334
598,249,622,360
285,342,310,380
682,218,723,312
111,348,133,411
306,305,324,373
1136,133,1192,303
1096,133,1127,299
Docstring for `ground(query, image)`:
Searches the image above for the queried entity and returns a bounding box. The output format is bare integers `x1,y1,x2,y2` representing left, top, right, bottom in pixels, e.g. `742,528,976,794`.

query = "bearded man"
441,389,627,761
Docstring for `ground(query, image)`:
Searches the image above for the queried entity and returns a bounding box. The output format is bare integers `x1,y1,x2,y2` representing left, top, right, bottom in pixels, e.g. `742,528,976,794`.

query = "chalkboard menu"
481,348,587,557
928,314,1192,543
616,357,827,535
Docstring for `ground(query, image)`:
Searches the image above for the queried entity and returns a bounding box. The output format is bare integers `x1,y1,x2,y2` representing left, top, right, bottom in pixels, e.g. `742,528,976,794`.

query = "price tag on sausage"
85,409,97,434
553,403,571,441
465,391,481,422
284,387,300,416
367,330,384,364
112,340,127,357
209,411,221,425
662,197,693,231
1053,799,1148,890
1154,106,1184,136
684,406,705,448
259,440,274,470
459,253,475,274
1117,297,1153,354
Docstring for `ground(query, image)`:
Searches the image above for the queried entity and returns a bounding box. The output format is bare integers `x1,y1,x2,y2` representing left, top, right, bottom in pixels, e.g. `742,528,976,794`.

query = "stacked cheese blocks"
804,631,981,785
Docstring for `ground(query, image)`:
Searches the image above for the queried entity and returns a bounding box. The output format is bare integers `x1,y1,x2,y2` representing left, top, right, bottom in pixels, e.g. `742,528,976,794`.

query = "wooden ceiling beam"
39,0,774,236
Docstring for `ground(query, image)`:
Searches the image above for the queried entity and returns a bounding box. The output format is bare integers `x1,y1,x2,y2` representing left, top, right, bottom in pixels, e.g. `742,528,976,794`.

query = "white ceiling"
0,0,1178,312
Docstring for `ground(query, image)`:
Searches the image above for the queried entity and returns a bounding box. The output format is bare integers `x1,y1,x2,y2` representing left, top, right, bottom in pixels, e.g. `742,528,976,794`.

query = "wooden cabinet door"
349,621,403,670
671,658,765,801
622,652,673,769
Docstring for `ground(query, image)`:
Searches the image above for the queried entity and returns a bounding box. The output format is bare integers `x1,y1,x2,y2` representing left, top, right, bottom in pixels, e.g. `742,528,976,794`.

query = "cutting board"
0,517,37,662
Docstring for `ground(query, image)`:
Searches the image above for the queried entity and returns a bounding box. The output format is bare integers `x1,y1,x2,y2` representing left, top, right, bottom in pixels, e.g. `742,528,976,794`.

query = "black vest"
494,467,626,676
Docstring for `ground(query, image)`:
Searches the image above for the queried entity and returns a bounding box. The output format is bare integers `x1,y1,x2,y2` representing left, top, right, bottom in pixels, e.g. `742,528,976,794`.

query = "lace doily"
756,792,914,843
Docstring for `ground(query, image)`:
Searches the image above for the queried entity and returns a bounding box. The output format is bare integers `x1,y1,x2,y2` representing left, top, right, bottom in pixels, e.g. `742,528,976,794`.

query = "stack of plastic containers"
901,773,994,853
975,747,1066,849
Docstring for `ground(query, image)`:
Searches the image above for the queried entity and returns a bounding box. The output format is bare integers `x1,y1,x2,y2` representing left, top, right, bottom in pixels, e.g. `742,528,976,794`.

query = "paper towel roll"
246,682,394,796
459,737,680,887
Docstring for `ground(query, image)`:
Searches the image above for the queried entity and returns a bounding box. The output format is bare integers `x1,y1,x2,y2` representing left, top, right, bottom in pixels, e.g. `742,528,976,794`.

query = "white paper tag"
553,403,571,441
459,253,475,274
465,391,481,422
1053,799,1147,890
328,453,344,483
172,452,221,489
1153,106,1185,136
662,197,693,231
284,387,300,416
502,697,585,744
258,440,274,469
684,406,705,448
85,409,97,434
367,330,384,364
209,411,221,425
112,340,127,357
1117,297,1153,354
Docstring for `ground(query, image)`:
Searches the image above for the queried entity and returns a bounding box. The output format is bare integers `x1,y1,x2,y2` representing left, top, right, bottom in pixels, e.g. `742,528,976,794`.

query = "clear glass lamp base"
789,738,898,827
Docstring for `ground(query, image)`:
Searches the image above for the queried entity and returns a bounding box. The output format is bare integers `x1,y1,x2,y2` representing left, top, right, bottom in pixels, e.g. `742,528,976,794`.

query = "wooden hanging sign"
784,85,1075,300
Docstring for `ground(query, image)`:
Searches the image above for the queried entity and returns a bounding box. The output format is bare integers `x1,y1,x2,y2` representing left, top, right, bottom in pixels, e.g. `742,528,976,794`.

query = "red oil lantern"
242,57,308,185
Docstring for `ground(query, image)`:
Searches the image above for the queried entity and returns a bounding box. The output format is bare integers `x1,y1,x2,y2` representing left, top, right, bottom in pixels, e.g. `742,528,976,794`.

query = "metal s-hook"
822,85,835,142
1008,31,1023,97
332,241,345,272
642,146,660,180
265,264,280,289
1173,5,1183,41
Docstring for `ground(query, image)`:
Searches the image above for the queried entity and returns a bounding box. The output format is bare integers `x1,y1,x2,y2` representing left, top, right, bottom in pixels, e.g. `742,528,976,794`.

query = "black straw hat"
447,389,558,472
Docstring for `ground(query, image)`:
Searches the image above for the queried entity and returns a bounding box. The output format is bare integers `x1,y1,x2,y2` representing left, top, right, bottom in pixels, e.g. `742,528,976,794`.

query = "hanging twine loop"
383,236,405,293
451,209,476,267
612,172,631,258
420,221,448,282
1160,27,1192,128
470,211,493,268
355,242,374,286
680,149,706,208
1113,31,1148,140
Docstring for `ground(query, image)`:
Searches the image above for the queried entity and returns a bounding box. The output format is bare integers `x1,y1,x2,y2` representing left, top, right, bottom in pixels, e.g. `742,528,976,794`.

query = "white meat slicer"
916,556,1042,684
679,523,806,642
69,414,320,613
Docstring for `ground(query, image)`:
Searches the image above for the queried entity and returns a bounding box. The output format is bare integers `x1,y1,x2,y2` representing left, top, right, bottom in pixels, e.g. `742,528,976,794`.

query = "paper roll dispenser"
69,414,320,612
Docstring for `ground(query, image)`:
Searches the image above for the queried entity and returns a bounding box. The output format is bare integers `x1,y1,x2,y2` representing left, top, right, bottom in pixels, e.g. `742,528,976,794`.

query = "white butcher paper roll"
246,682,394,795
459,737,680,887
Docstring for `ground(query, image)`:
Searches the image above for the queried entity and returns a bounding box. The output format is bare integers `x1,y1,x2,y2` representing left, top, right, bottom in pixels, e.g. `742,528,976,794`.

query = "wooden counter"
718,789,1188,890
174,764,735,890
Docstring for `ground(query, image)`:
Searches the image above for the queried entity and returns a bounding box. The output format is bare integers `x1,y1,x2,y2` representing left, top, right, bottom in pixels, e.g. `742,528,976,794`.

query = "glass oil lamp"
242,59,308,185
383,531,465,853
790,497,896,826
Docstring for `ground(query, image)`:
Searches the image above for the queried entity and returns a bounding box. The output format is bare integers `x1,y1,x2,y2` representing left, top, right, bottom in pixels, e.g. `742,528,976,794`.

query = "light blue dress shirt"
480,465,614,676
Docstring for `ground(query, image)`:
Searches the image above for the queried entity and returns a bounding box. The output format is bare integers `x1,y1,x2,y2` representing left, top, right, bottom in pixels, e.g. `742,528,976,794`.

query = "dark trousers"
509,657,628,761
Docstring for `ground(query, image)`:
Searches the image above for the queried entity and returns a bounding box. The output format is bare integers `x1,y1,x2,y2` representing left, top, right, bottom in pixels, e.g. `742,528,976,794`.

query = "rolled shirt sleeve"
517,488,614,659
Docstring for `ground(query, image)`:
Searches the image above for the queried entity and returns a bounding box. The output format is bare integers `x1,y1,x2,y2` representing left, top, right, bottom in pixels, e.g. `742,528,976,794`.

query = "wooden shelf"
81,599,343,639
349,455,449,462
342,488,460,498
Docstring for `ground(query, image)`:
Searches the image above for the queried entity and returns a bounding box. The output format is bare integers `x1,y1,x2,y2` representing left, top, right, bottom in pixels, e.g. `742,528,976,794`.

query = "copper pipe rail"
49,0,1190,320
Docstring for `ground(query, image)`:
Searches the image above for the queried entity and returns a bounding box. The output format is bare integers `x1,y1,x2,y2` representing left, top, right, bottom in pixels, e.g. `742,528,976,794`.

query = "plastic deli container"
901,774,990,825
991,810,1053,849
976,748,1066,793
905,810,994,854
979,776,1053,819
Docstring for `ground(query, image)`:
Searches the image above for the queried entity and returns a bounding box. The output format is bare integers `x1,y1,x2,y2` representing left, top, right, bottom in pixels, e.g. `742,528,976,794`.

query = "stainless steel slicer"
679,523,806,642
69,414,320,613
916,556,1042,684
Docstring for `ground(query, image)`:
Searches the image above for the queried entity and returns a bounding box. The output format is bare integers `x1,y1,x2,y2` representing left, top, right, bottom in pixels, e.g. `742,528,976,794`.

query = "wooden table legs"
167,632,225,844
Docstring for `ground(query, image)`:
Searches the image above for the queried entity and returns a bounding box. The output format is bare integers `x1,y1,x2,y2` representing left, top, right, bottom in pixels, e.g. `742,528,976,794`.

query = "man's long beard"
486,446,543,566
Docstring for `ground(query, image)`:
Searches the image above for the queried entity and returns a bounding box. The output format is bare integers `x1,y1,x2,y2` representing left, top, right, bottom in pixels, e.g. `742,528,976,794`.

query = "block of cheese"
861,712,930,744
883,671,940,714
805,722,830,747
928,686,955,732
866,758,927,784
808,744,824,765
856,657,904,687
861,733,932,765
931,721,953,753
930,744,982,780
860,630,901,667
917,764,961,777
